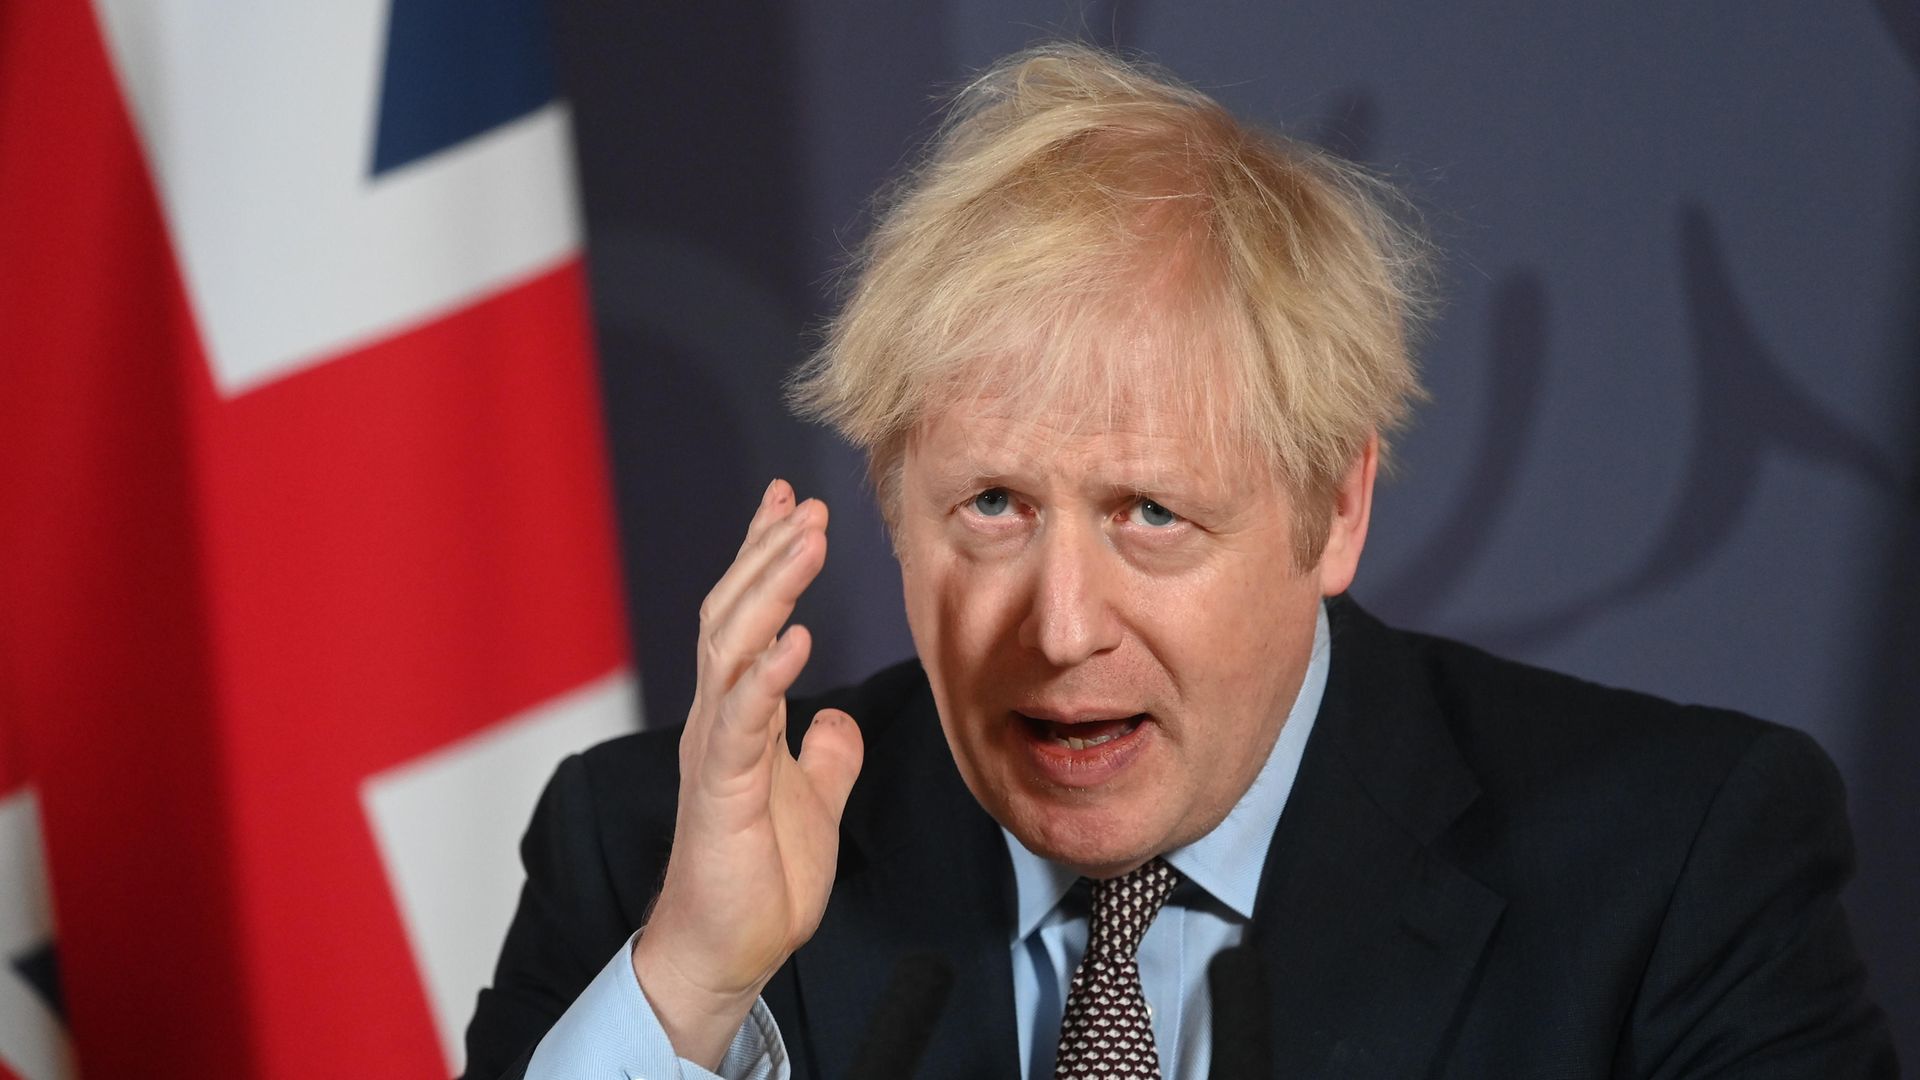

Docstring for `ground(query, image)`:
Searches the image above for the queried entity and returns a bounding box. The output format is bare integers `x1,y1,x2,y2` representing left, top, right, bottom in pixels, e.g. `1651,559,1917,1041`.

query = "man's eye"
1132,499,1179,527
972,489,1012,516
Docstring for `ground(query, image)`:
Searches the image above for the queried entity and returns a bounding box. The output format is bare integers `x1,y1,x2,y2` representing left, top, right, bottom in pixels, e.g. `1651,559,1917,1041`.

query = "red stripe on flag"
198,264,629,1073
203,264,628,769
1,0,260,1071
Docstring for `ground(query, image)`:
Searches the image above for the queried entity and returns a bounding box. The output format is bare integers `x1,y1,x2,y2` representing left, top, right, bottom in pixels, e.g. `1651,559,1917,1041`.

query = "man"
462,44,1894,1079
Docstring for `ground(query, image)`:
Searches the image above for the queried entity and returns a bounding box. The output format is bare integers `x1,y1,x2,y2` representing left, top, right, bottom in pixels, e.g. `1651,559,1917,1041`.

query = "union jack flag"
0,2,636,1075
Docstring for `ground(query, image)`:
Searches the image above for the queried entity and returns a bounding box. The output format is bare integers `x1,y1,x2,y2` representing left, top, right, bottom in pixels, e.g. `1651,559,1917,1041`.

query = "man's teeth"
1049,717,1141,750
1055,732,1121,750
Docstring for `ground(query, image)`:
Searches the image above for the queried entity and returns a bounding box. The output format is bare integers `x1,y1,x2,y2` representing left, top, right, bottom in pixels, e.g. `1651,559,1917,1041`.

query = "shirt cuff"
524,931,789,1080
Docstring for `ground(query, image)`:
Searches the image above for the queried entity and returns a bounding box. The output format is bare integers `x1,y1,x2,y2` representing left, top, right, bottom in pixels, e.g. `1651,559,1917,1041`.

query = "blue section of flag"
370,0,558,176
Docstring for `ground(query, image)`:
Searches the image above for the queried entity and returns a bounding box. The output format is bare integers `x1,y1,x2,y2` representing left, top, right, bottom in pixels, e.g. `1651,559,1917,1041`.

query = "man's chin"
950,735,1187,875
1001,800,1167,879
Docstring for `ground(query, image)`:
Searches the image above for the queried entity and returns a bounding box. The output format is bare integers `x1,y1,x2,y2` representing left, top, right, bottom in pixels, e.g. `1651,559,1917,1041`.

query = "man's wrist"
630,927,766,1071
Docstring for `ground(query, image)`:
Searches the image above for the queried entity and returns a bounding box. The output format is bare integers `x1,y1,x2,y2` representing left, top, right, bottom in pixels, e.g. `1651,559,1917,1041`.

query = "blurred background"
1,0,1912,1076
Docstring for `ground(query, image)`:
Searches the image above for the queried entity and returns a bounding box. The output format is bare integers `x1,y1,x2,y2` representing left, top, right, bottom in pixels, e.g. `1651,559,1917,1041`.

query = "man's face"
893,382,1372,878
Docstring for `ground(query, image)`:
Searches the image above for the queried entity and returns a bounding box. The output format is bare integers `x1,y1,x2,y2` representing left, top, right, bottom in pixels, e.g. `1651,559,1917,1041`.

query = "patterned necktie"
1054,858,1181,1079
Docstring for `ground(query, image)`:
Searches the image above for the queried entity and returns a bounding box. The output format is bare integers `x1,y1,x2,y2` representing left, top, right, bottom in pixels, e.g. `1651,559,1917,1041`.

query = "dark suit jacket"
462,597,1895,1078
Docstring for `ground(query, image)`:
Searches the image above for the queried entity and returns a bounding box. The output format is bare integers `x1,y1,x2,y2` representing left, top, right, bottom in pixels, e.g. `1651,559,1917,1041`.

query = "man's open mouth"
1021,713,1148,751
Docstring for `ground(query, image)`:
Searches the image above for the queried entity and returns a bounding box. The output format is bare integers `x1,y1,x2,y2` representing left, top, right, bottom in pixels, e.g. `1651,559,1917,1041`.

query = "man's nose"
1018,520,1123,667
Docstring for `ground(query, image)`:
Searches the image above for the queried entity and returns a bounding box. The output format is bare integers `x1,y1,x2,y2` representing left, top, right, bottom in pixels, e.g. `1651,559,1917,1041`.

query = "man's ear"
1316,434,1378,597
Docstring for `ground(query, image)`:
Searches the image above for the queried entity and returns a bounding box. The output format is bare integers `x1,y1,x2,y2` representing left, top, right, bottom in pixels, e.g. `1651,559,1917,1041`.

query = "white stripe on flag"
91,0,582,397
361,670,641,1074
0,788,73,1080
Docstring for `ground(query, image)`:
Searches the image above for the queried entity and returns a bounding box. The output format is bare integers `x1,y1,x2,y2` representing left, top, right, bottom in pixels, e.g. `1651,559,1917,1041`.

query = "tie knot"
1086,858,1179,960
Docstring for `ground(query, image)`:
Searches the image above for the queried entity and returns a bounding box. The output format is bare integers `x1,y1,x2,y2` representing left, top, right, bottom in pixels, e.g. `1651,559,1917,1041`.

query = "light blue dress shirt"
525,604,1329,1080
1004,603,1327,1078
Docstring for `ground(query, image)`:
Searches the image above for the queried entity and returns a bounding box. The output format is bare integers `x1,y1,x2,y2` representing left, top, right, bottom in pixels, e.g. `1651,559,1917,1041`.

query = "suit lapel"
1250,598,1506,1076
786,676,1021,1079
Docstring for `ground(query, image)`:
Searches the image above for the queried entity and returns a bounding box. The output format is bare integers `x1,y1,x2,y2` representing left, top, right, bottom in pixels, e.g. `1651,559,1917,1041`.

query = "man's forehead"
911,394,1257,496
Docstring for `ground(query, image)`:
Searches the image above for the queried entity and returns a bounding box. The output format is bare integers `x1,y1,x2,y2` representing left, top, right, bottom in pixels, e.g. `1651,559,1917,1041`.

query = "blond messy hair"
788,43,1432,565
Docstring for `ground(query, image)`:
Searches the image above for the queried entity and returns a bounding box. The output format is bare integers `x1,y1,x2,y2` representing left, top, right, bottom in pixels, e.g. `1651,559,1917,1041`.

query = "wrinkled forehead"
906,404,1244,510
905,327,1273,500
929,284,1258,459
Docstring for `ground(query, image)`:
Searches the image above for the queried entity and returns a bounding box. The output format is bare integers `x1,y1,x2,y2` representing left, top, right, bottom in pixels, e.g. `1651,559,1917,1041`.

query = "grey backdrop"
551,1,1918,1063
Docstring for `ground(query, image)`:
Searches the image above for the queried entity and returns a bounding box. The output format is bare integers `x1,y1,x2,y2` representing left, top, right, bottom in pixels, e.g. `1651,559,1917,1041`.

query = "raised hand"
630,479,865,1067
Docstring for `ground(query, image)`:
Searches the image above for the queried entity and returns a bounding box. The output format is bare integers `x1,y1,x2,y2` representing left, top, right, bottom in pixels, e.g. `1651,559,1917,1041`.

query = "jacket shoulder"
1361,608,1810,798
1330,602,1891,1076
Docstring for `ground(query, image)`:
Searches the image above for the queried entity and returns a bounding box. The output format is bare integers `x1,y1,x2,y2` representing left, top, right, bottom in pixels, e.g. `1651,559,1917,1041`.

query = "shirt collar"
1002,601,1332,939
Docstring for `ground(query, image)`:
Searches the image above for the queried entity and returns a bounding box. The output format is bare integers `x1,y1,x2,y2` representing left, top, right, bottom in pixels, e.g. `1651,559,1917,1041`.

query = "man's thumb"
797,708,864,820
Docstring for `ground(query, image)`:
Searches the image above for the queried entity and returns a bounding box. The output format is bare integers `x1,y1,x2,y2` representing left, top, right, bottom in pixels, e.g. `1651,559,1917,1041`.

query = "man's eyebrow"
921,456,1238,512
914,460,1015,498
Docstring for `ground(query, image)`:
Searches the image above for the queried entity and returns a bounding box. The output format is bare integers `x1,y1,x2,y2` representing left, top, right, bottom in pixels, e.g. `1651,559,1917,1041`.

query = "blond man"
464,45,1892,1080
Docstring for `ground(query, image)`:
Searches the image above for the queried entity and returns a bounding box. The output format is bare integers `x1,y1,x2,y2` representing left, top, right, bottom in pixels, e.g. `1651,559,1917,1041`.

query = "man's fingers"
706,624,815,779
685,483,828,776
701,509,828,688
797,708,864,823
737,478,794,555
701,495,814,636
706,495,825,645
